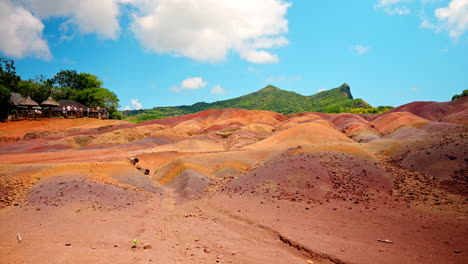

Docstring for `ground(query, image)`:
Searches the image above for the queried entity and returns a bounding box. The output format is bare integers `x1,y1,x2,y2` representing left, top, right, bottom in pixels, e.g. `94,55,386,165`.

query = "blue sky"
1,0,467,110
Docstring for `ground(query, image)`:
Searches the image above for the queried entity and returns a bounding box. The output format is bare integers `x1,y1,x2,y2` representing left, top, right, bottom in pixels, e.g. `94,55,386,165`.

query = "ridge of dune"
370,111,429,135
0,101,467,264
246,119,354,150
385,96,468,124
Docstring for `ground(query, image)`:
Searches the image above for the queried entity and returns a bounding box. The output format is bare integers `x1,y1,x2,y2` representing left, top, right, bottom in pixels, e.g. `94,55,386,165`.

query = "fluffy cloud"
353,45,370,55
377,0,467,39
0,0,128,60
171,77,207,92
434,0,468,38
0,0,51,59
210,85,227,95
123,106,131,111
181,77,207,90
20,0,125,39
130,99,143,110
375,0,410,15
131,0,291,63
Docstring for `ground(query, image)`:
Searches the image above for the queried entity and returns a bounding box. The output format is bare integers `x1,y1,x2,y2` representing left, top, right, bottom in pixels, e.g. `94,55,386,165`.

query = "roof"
41,97,60,107
18,96,40,107
10,93,26,106
55,100,89,110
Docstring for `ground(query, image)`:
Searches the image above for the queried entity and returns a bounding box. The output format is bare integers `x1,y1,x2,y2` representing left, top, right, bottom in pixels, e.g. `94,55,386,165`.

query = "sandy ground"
0,99,467,264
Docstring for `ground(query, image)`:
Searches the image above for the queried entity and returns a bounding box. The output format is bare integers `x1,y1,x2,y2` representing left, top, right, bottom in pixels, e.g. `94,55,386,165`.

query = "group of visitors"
62,105,107,118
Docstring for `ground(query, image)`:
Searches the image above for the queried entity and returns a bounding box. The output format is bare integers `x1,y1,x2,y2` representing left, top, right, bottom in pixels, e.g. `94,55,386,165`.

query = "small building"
41,97,61,117
17,96,41,119
9,93,26,107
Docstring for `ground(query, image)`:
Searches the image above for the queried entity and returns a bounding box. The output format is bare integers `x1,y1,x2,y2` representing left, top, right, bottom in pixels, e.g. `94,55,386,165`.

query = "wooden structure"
8,93,109,121
41,97,61,118
17,96,41,119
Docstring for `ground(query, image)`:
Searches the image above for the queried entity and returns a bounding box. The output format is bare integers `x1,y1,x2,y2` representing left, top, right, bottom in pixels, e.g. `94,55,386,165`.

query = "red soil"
0,100,467,264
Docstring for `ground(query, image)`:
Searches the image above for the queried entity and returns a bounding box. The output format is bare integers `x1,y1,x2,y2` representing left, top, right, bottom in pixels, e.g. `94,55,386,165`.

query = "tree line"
0,58,120,120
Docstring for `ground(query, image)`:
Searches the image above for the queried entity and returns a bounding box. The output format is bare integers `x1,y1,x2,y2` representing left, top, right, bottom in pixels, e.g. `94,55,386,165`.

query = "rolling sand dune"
248,120,354,149
1,100,467,264
386,96,468,124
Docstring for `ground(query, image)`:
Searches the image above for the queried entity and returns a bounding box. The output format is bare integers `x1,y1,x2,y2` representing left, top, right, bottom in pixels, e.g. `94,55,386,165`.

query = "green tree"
75,87,121,119
0,58,20,90
0,85,12,120
452,90,468,101
15,75,56,104
49,70,103,91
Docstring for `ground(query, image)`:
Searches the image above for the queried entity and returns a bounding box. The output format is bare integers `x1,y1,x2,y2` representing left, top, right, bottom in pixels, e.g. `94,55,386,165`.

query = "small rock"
143,244,152,249
454,250,461,253
306,260,314,264
65,243,72,246
114,244,118,247
217,255,224,259
204,248,210,253
377,239,394,244
17,233,22,243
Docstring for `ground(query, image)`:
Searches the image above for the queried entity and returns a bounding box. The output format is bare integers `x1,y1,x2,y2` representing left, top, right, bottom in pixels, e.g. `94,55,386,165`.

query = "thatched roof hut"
56,100,89,110
41,97,60,107
9,93,26,106
18,96,40,109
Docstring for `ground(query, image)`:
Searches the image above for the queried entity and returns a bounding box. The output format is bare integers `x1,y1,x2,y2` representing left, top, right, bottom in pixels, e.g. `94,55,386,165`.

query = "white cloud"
434,0,468,38
171,77,208,93
131,0,291,63
181,77,207,90
20,0,126,39
0,0,51,60
375,0,411,15
210,85,227,95
318,88,326,92
239,49,279,64
123,106,131,111
353,45,370,55
130,99,143,110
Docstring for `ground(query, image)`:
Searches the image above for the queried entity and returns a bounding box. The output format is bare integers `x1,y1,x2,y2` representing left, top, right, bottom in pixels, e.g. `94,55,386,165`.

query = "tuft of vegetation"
122,83,393,123
452,90,468,101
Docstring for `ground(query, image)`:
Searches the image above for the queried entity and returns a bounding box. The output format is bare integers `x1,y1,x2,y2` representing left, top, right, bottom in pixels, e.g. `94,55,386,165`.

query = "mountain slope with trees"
123,83,393,123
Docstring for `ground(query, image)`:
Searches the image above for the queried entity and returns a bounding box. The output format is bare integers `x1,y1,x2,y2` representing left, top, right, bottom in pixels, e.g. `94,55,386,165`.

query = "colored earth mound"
0,97,467,264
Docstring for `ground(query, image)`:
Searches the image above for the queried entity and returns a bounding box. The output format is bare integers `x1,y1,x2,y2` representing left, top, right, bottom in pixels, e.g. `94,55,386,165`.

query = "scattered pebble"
143,244,152,249
377,239,394,244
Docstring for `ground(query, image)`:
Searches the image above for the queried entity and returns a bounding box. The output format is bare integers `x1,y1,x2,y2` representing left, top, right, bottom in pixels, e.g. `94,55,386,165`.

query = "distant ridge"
123,83,386,123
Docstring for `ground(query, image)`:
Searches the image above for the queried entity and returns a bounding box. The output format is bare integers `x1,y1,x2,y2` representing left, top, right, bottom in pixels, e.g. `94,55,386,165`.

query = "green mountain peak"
257,85,281,93
123,83,383,123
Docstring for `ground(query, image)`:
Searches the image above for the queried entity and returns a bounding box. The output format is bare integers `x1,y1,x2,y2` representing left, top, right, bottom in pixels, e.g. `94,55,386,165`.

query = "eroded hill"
0,97,467,264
